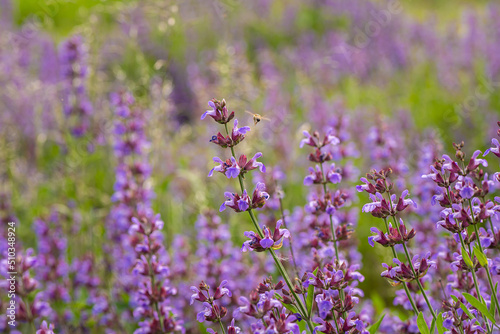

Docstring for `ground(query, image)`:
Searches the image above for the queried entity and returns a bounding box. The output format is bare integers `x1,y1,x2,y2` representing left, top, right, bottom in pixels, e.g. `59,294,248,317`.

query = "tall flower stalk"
358,168,437,323
59,35,92,137
202,98,314,332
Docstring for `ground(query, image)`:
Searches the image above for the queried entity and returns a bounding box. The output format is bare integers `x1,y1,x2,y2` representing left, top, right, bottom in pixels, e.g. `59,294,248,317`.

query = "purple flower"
316,294,333,319
327,163,342,184
300,130,340,148
209,153,266,179
220,191,251,213
213,280,232,300
242,220,290,252
395,189,418,211
201,99,235,124
467,150,488,171
36,320,55,334
59,35,92,137
197,302,214,322
210,119,251,148
484,138,500,157
459,177,475,199
381,261,399,279
356,177,376,194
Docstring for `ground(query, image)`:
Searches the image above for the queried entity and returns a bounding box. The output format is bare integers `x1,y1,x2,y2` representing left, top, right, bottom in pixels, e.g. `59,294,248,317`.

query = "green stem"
23,298,36,333
469,200,500,319
384,187,437,322
392,215,437,321
401,241,437,321
318,163,340,259
248,209,315,332
382,218,419,316
278,196,300,279
457,232,492,333
450,166,491,329
224,123,314,333
218,319,227,334
332,311,341,333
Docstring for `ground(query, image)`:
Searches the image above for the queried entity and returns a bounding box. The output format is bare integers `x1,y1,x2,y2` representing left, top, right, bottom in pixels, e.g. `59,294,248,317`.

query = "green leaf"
463,293,496,323
367,314,386,334
417,312,430,334
306,267,318,317
430,316,436,334
281,302,299,314
473,244,488,267
275,293,299,314
462,246,474,269
436,312,445,334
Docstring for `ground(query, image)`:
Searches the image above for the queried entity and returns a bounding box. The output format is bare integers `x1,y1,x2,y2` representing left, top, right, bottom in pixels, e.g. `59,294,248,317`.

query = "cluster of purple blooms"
353,123,500,333
107,90,182,333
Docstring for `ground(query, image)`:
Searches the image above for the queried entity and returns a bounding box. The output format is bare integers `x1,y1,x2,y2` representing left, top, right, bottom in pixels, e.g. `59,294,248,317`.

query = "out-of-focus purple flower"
300,130,340,149
36,321,55,334
356,177,376,194
59,35,92,137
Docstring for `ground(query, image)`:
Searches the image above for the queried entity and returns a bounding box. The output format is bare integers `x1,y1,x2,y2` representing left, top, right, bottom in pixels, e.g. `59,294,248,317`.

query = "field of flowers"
2,0,500,333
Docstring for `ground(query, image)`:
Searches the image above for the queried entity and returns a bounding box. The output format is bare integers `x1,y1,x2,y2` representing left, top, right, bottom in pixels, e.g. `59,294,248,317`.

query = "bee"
245,110,271,125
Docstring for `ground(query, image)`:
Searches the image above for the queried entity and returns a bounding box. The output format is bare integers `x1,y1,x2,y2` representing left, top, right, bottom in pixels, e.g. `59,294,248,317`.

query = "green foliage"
417,312,430,334
463,293,496,324
367,313,385,334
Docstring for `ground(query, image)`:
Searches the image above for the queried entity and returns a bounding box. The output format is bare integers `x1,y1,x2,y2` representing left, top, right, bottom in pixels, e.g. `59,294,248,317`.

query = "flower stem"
382,218,419,316
318,163,340,259
318,162,345,319
401,241,437,321
247,209,315,333
457,232,493,333
390,215,437,321
223,123,314,333
146,235,166,333
445,187,492,331
468,200,500,319
218,319,227,334
22,298,36,333
278,196,300,279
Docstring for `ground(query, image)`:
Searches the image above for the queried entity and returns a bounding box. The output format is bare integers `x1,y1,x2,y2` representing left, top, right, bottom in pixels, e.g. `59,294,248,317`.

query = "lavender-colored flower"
242,220,290,252
300,130,340,149
220,182,269,212
207,318,241,334
484,137,500,157
458,176,475,199
201,98,235,124
208,153,266,178
466,150,488,172
36,321,55,334
210,119,251,148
